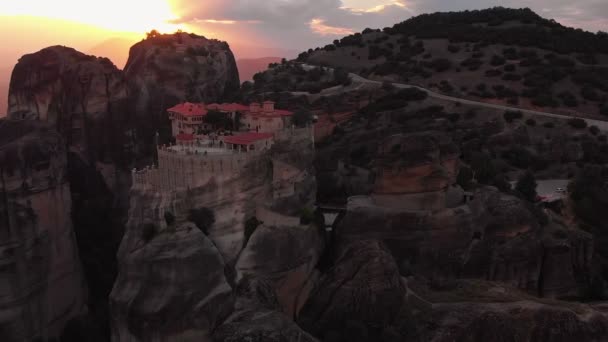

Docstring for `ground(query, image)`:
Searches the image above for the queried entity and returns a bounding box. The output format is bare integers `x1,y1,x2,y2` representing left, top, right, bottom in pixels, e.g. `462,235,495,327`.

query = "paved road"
302,63,608,131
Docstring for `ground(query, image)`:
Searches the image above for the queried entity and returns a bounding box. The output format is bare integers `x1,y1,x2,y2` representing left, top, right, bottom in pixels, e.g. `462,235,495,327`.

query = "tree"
457,167,474,190
204,111,231,130
188,208,215,235
292,109,312,127
164,211,175,226
146,29,160,39
516,171,537,202
567,118,587,129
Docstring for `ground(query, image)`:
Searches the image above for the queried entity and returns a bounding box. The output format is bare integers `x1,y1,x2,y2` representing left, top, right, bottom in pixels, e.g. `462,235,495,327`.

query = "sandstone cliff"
0,120,87,341
110,222,234,341
8,46,127,124
111,132,319,340
336,186,593,299
124,32,240,122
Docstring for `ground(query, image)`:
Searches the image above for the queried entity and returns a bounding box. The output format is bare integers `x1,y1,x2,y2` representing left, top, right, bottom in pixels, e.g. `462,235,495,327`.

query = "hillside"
296,7,608,119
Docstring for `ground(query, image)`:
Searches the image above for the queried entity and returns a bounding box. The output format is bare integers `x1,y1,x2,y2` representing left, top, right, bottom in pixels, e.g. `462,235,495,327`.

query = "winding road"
302,63,608,131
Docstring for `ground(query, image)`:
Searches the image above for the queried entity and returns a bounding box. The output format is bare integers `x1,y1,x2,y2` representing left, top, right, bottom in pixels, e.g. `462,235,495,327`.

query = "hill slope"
296,7,608,119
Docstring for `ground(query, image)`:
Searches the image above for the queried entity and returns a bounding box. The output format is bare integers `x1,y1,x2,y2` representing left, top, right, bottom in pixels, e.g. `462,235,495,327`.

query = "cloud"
168,0,608,53
310,18,355,36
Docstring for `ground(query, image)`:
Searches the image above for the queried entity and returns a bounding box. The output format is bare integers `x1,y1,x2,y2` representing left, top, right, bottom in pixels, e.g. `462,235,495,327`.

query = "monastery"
132,101,314,193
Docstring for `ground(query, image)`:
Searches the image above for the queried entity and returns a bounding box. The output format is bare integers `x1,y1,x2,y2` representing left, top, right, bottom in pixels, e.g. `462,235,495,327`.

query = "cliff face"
124,33,240,121
8,46,127,127
111,132,319,340
110,221,234,341
336,186,592,299
0,120,87,341
298,239,406,338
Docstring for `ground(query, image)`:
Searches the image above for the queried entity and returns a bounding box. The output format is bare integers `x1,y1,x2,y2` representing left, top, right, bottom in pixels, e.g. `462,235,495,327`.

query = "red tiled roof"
224,132,273,145
168,102,208,117
176,133,194,141
207,103,249,112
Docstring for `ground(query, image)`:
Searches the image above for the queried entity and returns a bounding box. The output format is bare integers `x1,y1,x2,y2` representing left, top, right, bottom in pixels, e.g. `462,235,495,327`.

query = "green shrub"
503,110,523,123
485,69,502,77
491,55,506,66
448,44,461,53
164,211,175,226
504,64,516,72
447,113,460,122
300,207,314,225
568,118,588,129
559,91,579,107
581,86,601,102
502,73,522,81
516,171,538,202
188,208,215,235
457,167,474,189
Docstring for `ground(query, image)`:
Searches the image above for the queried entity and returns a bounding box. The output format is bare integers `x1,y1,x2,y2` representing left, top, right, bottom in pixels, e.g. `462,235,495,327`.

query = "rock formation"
111,130,319,340
298,239,406,339
236,224,324,318
124,32,240,124
213,279,319,342
8,46,128,124
372,131,460,211
110,222,234,341
0,120,87,341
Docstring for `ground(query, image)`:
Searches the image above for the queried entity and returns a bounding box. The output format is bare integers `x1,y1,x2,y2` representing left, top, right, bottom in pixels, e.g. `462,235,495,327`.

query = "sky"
1,0,607,67
0,0,607,114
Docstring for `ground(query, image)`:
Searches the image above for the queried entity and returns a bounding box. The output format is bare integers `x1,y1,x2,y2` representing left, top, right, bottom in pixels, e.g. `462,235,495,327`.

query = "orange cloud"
310,18,355,36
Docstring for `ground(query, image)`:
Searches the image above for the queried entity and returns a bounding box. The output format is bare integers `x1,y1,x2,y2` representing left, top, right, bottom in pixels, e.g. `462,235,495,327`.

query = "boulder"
213,278,318,342
236,224,325,318
125,32,240,124
110,222,234,341
298,240,406,338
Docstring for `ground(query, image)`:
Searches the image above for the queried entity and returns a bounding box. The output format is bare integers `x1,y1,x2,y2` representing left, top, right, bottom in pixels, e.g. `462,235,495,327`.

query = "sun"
0,0,180,34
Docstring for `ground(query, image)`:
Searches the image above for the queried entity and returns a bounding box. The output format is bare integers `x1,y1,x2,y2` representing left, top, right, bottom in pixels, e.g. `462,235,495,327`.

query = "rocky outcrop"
124,32,240,120
110,221,234,341
372,131,460,211
8,46,127,123
236,224,324,318
0,120,87,341
336,186,593,299
213,279,319,342
428,300,608,342
298,240,406,339
111,131,318,340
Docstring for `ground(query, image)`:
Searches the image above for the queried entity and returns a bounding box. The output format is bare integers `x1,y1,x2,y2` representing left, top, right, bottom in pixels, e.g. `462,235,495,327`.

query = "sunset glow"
0,0,180,33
